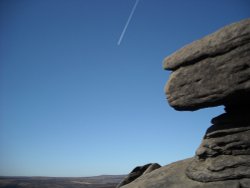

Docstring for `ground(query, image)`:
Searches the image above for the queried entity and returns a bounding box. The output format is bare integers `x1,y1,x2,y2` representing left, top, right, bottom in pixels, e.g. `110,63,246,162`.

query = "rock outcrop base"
186,106,250,182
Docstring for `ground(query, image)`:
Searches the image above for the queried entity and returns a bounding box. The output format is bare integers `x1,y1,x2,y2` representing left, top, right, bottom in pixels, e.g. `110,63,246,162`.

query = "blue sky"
0,0,249,177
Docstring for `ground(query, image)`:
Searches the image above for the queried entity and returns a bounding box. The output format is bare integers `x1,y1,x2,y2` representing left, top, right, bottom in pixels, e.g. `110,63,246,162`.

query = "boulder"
142,163,161,175
163,18,250,111
116,163,161,188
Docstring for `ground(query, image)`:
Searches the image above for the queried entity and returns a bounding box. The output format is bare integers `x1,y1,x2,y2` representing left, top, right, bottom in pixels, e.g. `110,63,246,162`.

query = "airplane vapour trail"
117,0,140,46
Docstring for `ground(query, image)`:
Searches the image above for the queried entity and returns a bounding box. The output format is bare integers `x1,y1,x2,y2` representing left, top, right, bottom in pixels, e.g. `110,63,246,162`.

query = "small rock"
116,163,161,188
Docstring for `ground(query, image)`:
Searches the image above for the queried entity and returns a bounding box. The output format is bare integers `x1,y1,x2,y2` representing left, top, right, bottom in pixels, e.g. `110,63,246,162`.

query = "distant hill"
0,175,126,188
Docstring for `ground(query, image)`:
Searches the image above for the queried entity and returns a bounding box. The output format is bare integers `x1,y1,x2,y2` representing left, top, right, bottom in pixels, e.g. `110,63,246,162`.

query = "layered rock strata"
186,107,250,182
119,18,250,188
163,18,250,111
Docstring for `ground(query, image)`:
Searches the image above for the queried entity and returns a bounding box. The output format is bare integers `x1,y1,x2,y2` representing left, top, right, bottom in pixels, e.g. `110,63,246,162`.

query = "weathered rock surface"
142,163,161,175
164,18,250,111
163,19,250,71
186,109,250,182
121,159,250,188
116,163,161,188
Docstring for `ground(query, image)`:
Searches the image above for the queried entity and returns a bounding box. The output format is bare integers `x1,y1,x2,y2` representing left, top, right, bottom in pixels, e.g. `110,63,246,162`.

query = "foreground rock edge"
120,158,250,188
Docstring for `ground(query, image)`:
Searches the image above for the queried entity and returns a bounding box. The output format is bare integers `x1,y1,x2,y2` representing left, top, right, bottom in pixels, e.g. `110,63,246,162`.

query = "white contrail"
117,0,140,46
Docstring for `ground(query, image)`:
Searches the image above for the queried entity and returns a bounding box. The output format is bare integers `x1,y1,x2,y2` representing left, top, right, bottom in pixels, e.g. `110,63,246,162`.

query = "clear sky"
0,0,249,177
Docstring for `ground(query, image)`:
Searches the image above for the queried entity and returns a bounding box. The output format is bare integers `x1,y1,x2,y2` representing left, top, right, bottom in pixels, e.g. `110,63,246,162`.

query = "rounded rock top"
163,18,250,71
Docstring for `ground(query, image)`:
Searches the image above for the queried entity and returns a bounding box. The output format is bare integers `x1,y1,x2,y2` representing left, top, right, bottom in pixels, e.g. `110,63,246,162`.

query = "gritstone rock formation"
119,18,250,188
